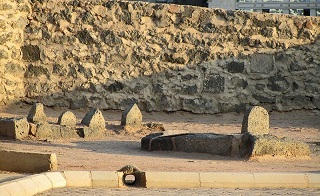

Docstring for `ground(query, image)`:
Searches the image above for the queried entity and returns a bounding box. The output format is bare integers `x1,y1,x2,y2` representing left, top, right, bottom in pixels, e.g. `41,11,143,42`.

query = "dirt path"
0,104,319,173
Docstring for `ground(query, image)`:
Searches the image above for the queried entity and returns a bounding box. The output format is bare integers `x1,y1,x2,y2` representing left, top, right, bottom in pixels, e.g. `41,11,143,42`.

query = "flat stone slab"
141,133,238,157
141,132,310,159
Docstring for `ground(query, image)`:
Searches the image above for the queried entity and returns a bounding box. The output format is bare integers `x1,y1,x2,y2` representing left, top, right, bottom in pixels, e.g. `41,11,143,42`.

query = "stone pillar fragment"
241,106,269,135
121,103,142,127
27,103,47,124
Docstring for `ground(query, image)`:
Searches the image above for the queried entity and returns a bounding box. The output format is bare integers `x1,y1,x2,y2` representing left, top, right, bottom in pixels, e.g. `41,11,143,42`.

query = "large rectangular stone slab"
145,172,200,188
0,150,57,173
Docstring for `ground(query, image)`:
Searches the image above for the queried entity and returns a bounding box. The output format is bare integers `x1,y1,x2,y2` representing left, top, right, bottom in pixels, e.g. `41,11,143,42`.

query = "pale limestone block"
63,171,92,187
45,172,67,188
2,181,25,196
30,174,53,193
306,173,320,188
145,172,200,188
17,178,39,195
0,186,10,196
200,172,255,188
253,172,308,188
91,171,119,188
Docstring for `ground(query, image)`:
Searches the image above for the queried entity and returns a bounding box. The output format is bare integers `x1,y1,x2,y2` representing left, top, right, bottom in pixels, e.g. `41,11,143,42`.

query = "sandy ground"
0,104,319,173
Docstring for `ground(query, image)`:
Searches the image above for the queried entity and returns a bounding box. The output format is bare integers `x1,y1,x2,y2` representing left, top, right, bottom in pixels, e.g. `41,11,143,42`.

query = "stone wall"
3,0,320,113
0,0,30,105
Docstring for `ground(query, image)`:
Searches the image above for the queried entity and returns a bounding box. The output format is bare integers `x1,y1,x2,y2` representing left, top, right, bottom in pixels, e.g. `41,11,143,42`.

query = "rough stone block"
240,133,310,158
121,103,142,126
81,108,105,129
203,73,225,93
250,54,274,73
241,106,269,135
29,122,37,136
36,123,52,139
27,103,47,124
45,172,67,188
227,61,245,73
17,178,39,195
60,126,79,139
1,182,25,196
145,172,200,188
0,117,29,140
0,150,57,173
91,171,119,188
21,44,40,62
63,171,92,187
77,127,103,138
253,173,308,188
30,174,53,193
267,74,289,92
200,172,255,188
58,111,77,126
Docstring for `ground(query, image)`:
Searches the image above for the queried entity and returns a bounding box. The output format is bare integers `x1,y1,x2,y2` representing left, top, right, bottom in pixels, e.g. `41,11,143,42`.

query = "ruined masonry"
0,0,319,114
141,106,310,158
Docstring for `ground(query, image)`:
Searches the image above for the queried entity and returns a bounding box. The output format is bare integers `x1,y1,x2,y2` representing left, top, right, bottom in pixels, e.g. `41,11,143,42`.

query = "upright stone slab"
121,103,142,126
27,103,47,124
0,118,29,140
81,108,105,129
241,106,269,135
58,111,76,127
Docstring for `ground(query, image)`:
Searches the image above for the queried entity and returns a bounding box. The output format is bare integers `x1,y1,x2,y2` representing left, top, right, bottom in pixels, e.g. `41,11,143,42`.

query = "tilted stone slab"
27,103,47,124
241,106,269,135
121,103,142,127
0,117,29,140
240,133,310,158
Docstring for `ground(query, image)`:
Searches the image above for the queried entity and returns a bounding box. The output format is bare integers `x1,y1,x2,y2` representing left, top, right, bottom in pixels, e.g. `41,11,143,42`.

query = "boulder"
240,133,310,158
241,106,269,135
27,103,47,124
81,108,105,129
121,103,142,127
58,111,77,127
0,117,29,140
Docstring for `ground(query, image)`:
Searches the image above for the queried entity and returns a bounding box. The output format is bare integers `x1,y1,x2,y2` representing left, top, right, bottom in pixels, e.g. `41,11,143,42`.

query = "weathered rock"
51,125,79,139
241,106,269,135
121,103,142,127
29,122,37,136
58,111,77,127
36,123,52,140
77,127,103,138
0,117,29,140
240,133,310,158
27,103,47,124
81,108,105,129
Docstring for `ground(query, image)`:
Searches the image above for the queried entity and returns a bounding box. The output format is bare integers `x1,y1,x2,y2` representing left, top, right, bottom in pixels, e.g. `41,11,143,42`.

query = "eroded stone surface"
0,117,29,140
27,103,47,124
241,106,269,135
121,104,142,127
58,111,76,127
81,108,105,129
